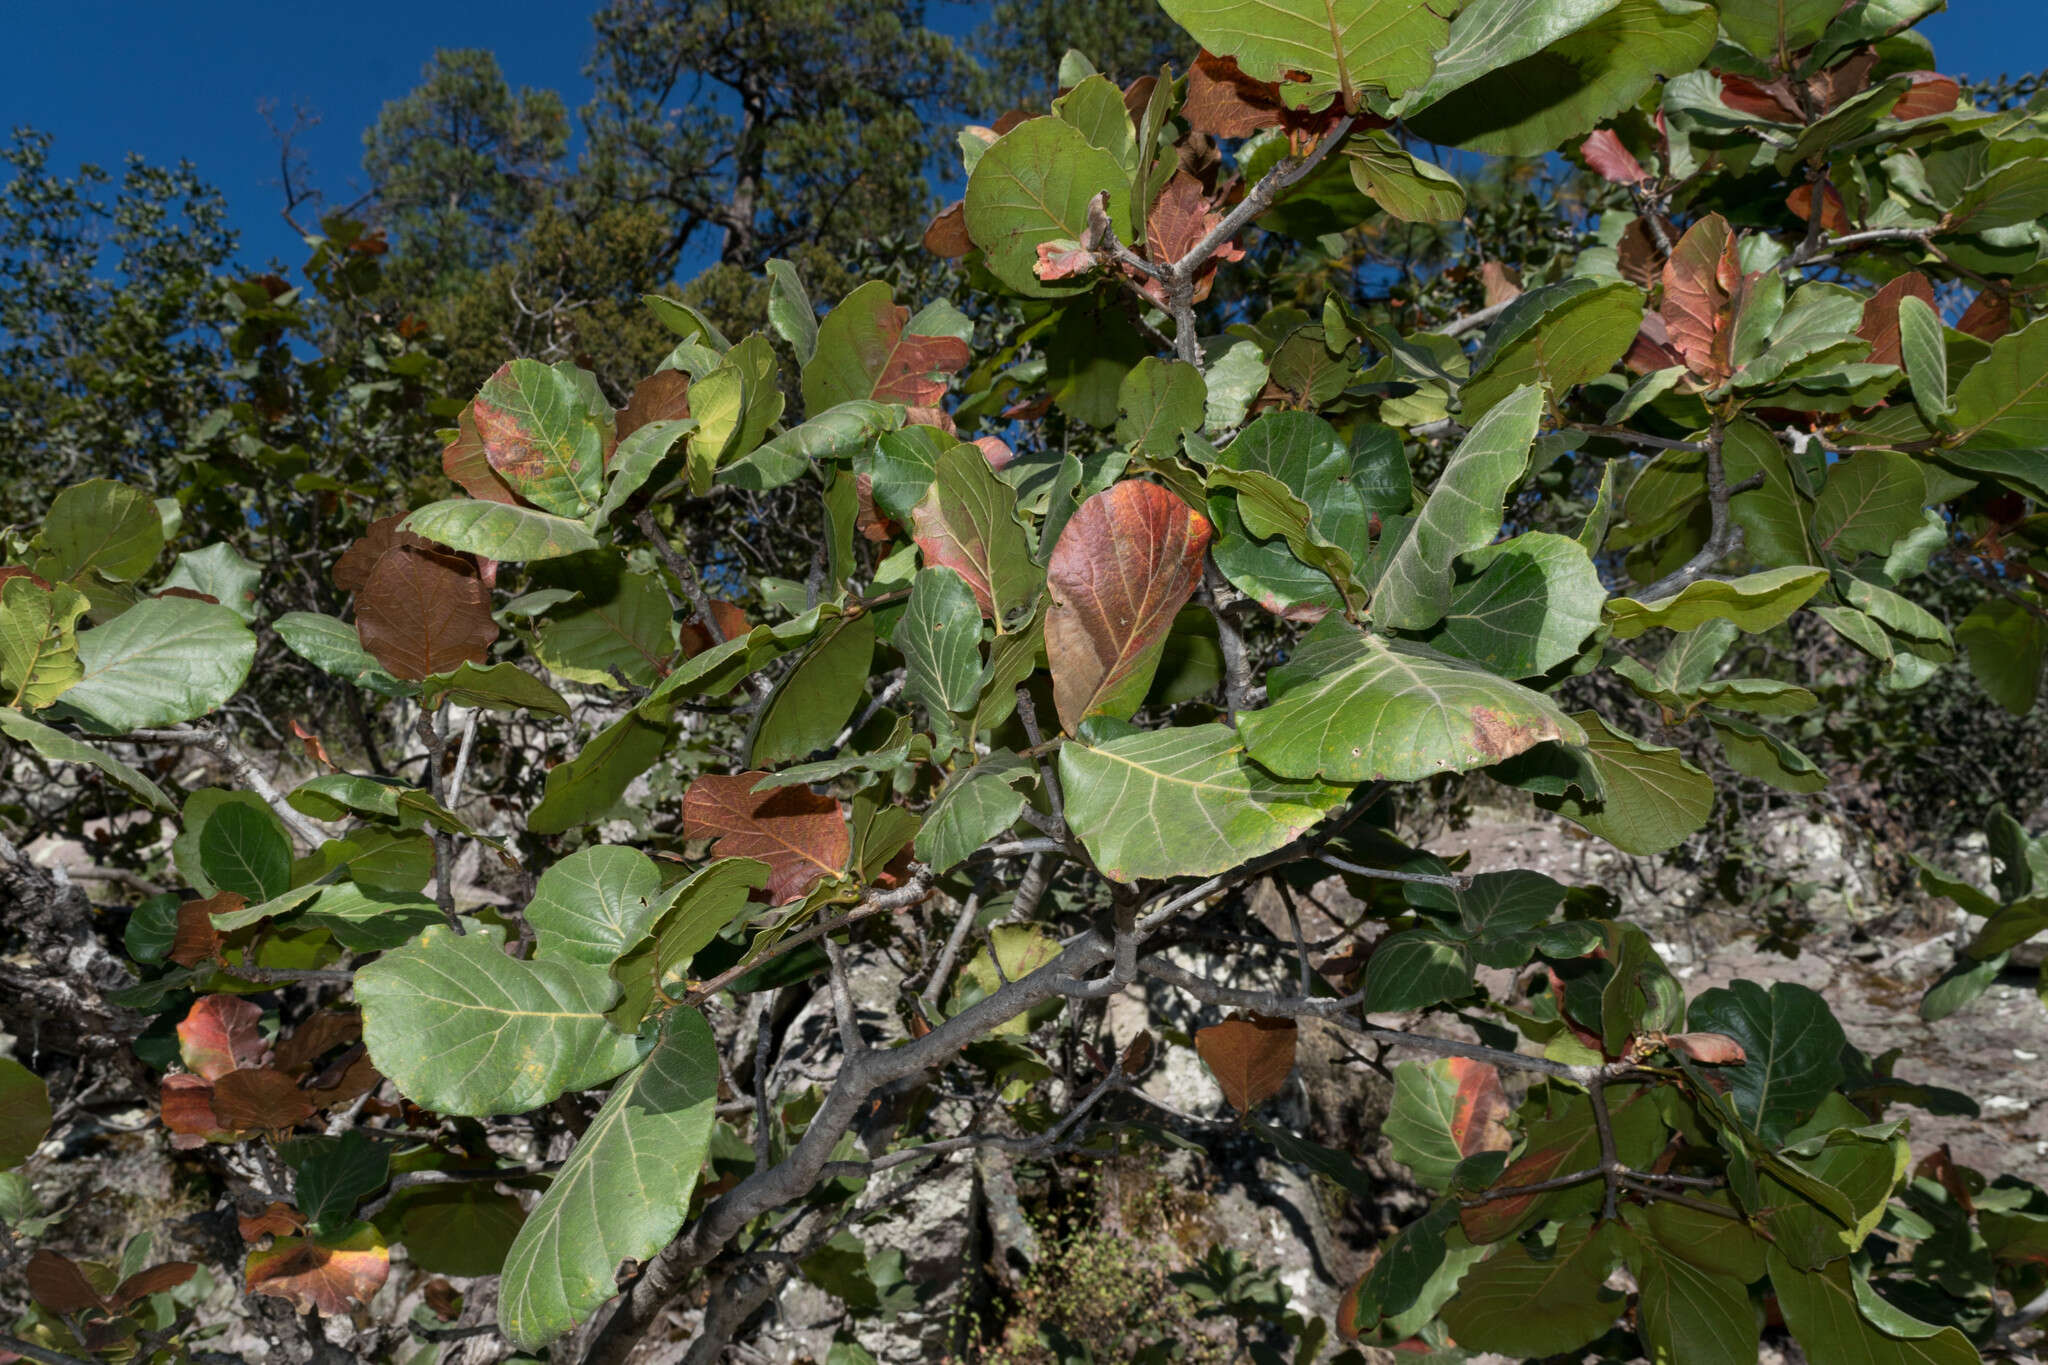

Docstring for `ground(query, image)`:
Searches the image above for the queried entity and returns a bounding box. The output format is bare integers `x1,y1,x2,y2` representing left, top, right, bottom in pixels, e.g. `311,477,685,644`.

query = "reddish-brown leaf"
1444,1058,1513,1158
676,601,751,658
239,1202,307,1242
1479,261,1523,307
1143,173,1244,306
1034,240,1101,281
273,1011,363,1076
168,895,231,967
1195,1016,1298,1114
178,994,266,1081
211,1068,315,1133
160,1074,228,1146
355,546,498,682
422,1276,462,1321
27,1250,105,1314
157,586,220,604
302,1046,381,1112
110,1262,197,1308
1580,130,1648,185
1811,49,1878,113
1787,181,1849,234
1958,288,2013,342
1661,213,1745,384
1663,1031,1748,1066
441,406,522,506
1616,218,1664,290
616,370,692,443
1893,71,1960,120
0,565,52,590
1045,481,1213,732
922,200,973,258
681,774,849,904
245,1228,391,1316
291,719,334,770
1719,73,1803,122
974,436,1016,471
332,511,439,596
1184,50,1286,138
1120,1030,1155,1078
1856,272,1937,369
904,403,960,434
1915,1144,1977,1213
873,325,972,408
1623,313,1686,374
1460,1140,1576,1243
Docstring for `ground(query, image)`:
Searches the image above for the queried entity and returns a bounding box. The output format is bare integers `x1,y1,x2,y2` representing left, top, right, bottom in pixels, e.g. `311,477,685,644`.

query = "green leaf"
1345,132,1466,221
1159,0,1452,108
1970,894,2048,958
609,858,773,1027
1534,711,1713,853
1920,952,2005,1022
1722,419,1816,568
534,570,679,690
525,846,666,967
1956,597,2047,716
1440,1220,1628,1356
162,543,262,621
913,754,1034,873
272,612,412,697
1768,1251,1977,1365
1462,279,1644,418
1373,385,1543,632
356,922,643,1117
1433,532,1606,678
420,661,570,718
688,335,784,490
765,258,818,366
1365,930,1476,1012
897,567,984,722
729,400,902,492
283,1131,390,1232
61,596,256,731
1384,1058,1507,1191
498,1008,719,1350
178,789,293,901
528,703,676,835
749,612,877,767
31,479,164,583
0,578,88,710
1210,410,1377,616
1409,869,1571,968
1711,714,1828,793
1896,295,1952,426
472,360,609,517
1404,0,1718,156
597,418,696,522
1605,566,1829,639
1686,980,1846,1142
1060,723,1350,883
1950,316,2048,449
864,424,949,524
963,118,1133,299
1240,625,1585,783
0,1058,51,1170
0,705,173,810
1812,453,1927,556
1116,358,1207,458
1623,1225,1758,1365
402,499,600,562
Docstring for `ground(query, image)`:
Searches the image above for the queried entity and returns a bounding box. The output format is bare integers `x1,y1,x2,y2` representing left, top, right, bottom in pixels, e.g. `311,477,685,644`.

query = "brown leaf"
1786,181,1849,234
1915,1144,1976,1213
1893,72,1959,120
1719,73,1803,122
355,546,498,682
1143,173,1244,306
1661,213,1745,384
240,1202,308,1242
1460,1139,1576,1243
0,565,52,590
1623,313,1686,374
211,1068,315,1133
245,1228,391,1315
922,200,973,258
616,370,692,444
1580,130,1647,185
1958,288,2013,342
1045,480,1213,732
422,1276,462,1321
676,601,751,658
333,511,438,596
168,897,226,967
1663,1031,1747,1065
160,1074,229,1146
157,586,220,604
1195,1016,1298,1114
872,324,972,408
302,1045,381,1112
1444,1058,1513,1157
975,436,1016,471
110,1262,196,1308
1034,239,1101,281
291,719,334,770
903,403,960,434
681,774,849,904
1184,50,1286,138
1616,218,1664,290
273,1010,363,1076
178,994,266,1081
1856,272,1936,369
1479,261,1523,307
27,1250,105,1314
441,405,522,506
1120,1031,1155,1078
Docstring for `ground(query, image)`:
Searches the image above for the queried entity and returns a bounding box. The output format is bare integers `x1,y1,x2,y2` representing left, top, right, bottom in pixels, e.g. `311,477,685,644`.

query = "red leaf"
1459,1140,1575,1243
422,1276,462,1320
1958,288,2013,342
441,405,522,506
1616,218,1663,290
1856,271,1937,369
1034,239,1101,281
1623,313,1686,374
178,995,266,1081
1194,1016,1298,1113
1786,181,1849,234
245,1227,390,1316
168,893,234,967
1143,173,1244,306
26,1250,105,1314
1719,73,1803,122
1444,1058,1512,1157
1184,50,1286,138
1581,130,1647,185
0,565,52,590
922,200,973,258
240,1203,308,1242
110,1262,197,1308
1893,72,1959,120
211,1067,316,1133
1661,213,1745,385
616,370,692,444
873,328,972,408
676,601,751,658
974,436,1016,471
332,511,439,596
1915,1144,1977,1213
1045,480,1212,732
291,719,334,770
302,1045,381,1112
355,546,499,681
160,1073,229,1145
1663,1031,1747,1065
681,774,849,904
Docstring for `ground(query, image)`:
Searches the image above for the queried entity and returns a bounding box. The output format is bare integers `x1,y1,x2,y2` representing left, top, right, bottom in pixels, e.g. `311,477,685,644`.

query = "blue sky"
7,3,2045,273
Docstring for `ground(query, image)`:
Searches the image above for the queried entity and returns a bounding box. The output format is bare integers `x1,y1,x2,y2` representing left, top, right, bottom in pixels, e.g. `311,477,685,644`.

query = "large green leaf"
419,661,571,718
1373,385,1543,632
1722,419,1815,568
162,543,262,621
913,754,1034,873
61,596,256,731
1604,566,1828,638
688,334,784,490
356,923,643,1117
609,858,773,1027
1384,1058,1508,1192
534,570,678,689
1432,532,1605,678
498,1008,719,1350
1531,711,1714,854
596,417,696,521
1116,358,1207,458
726,400,902,491
1686,980,1846,1142
525,846,666,967
31,479,164,583
1440,1220,1628,1357
272,612,412,697
1404,0,1717,156
749,612,877,767
896,567,984,722
1240,626,1585,782
0,706,172,810
0,578,87,710
528,704,676,835
963,118,1133,299
401,499,599,562
1956,597,2047,715
1768,1252,1977,1365
1811,453,1927,557
472,359,609,518
1950,316,2048,449
1623,1227,1758,1365
1060,723,1349,883
177,789,292,901
1159,0,1452,109
1462,279,1645,418
1207,411,1375,618
910,443,1043,633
